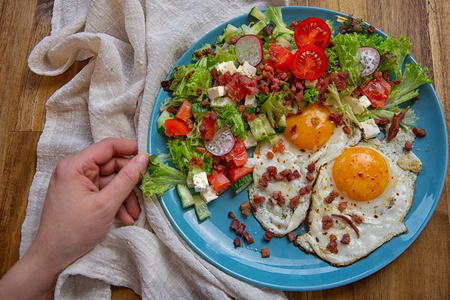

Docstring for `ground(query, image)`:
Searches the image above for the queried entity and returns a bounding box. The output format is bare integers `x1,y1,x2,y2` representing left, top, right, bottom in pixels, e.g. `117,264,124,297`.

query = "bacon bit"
330,72,349,91
352,214,363,224
269,197,278,206
273,191,285,203
261,248,271,258
240,201,251,217
322,215,333,230
250,202,257,213
279,169,292,177
404,141,413,151
326,234,339,254
230,218,239,231
387,108,407,142
287,170,301,182
195,147,206,154
243,232,255,244
253,195,266,204
332,214,360,238
290,124,298,135
167,105,178,114
237,105,247,113
189,157,204,169
263,231,273,242
247,114,257,122
375,117,390,126
299,184,312,195
340,233,351,244
413,127,427,137
274,173,285,181
338,201,348,212
290,196,300,209
185,70,195,79
343,125,351,134
236,223,246,236
287,232,296,242
228,211,236,219
234,237,241,247
200,100,210,106
325,190,339,203
307,162,316,173
328,112,344,126
368,25,376,34
258,177,268,188
306,173,315,181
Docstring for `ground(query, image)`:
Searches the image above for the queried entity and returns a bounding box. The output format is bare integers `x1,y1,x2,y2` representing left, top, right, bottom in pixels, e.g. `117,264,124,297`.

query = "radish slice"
356,46,381,76
235,35,263,66
205,127,235,156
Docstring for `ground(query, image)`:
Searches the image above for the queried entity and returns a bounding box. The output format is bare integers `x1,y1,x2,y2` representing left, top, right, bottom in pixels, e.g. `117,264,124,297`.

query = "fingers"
100,153,149,211
77,138,138,166
116,204,135,225
99,157,132,176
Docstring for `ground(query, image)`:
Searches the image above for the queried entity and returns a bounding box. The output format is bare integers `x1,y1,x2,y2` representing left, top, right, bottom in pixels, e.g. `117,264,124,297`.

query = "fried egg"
296,127,422,266
247,102,361,236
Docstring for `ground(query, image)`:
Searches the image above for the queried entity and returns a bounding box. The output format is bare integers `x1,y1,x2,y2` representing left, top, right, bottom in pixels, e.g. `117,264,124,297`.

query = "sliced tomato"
200,111,217,141
294,17,331,49
224,140,248,167
175,99,193,122
265,44,294,71
290,44,328,81
229,166,253,182
164,118,190,137
207,169,231,195
361,78,391,109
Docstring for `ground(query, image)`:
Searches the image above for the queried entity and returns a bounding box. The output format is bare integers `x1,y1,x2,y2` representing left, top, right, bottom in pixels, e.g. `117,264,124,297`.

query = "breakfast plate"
147,6,448,291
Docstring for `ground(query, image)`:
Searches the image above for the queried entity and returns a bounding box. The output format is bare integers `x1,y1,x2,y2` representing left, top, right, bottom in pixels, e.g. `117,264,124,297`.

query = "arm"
0,138,149,299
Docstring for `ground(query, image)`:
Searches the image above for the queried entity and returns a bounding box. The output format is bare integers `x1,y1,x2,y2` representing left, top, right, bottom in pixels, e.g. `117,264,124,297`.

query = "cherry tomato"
294,17,331,49
229,166,253,183
290,44,328,81
207,169,231,195
265,44,294,71
224,140,248,167
361,78,391,109
164,118,190,137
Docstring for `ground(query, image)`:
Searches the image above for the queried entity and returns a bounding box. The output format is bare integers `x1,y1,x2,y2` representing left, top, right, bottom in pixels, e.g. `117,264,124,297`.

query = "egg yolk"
332,147,390,201
283,102,335,151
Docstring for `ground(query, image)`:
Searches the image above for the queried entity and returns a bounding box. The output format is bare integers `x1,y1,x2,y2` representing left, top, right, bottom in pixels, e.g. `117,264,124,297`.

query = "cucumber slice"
191,102,209,117
193,194,211,221
176,184,195,208
156,110,174,135
276,114,287,133
231,173,253,194
248,116,268,142
259,114,276,137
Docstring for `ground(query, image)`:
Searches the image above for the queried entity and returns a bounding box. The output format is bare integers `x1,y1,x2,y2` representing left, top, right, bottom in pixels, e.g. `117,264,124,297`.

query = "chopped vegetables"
204,127,235,156
235,34,263,66
356,47,380,76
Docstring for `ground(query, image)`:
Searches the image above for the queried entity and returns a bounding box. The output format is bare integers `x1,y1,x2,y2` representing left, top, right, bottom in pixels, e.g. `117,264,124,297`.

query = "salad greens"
141,6,433,221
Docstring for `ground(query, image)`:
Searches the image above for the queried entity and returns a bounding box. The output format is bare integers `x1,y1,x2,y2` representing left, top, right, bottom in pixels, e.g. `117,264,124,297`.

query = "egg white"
296,127,421,266
248,122,362,236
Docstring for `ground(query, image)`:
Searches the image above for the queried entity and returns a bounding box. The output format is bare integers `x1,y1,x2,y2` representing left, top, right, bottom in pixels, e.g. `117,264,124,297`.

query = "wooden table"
1,0,449,299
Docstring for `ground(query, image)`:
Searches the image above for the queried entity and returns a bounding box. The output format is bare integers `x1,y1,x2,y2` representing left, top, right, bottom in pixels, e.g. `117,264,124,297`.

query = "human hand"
0,138,149,300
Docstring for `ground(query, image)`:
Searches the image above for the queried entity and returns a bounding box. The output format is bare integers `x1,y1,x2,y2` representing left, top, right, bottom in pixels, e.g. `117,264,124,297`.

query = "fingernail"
134,153,149,173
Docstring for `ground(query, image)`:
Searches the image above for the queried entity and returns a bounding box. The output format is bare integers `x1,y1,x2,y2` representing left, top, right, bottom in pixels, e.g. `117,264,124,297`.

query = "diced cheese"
193,172,209,192
201,185,218,203
343,95,372,114
244,94,257,108
237,61,257,78
244,132,257,148
210,96,237,108
207,86,226,99
216,61,237,76
360,119,380,139
305,79,318,89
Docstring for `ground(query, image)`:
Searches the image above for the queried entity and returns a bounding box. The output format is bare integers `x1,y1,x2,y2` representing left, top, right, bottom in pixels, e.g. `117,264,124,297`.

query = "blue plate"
147,6,448,291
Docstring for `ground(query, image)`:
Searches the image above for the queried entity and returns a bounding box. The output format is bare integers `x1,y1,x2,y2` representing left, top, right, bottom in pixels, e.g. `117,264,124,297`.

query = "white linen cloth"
22,0,291,299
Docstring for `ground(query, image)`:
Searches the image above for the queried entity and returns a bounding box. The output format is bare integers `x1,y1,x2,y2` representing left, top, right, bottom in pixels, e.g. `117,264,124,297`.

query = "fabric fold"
23,0,290,299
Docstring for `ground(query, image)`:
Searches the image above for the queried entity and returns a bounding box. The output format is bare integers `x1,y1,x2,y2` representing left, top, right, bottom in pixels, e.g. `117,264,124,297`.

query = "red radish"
235,35,263,66
204,127,235,156
356,47,380,76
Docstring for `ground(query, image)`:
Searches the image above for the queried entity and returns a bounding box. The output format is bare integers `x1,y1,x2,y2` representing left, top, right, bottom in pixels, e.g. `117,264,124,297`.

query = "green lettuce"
216,104,248,140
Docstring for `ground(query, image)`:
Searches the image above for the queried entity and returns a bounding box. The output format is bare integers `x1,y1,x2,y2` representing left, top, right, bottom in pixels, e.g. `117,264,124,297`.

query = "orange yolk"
332,147,390,201
283,102,335,151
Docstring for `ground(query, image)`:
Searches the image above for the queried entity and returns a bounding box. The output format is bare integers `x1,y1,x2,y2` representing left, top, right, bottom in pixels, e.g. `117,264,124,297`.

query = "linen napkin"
23,0,291,299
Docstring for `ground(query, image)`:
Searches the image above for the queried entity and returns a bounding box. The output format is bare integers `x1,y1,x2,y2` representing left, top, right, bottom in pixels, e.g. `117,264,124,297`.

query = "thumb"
101,153,149,208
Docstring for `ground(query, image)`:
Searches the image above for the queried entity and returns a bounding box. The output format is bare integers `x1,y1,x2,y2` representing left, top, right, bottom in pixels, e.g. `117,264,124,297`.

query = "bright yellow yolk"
332,147,390,201
283,102,334,151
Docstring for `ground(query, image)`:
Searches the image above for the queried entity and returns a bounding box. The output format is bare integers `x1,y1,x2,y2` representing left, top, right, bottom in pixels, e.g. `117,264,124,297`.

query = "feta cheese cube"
216,61,237,76
207,86,226,99
360,118,380,139
237,61,257,78
359,95,371,108
193,172,209,192
201,185,218,203
244,132,257,149
244,94,257,108
343,95,371,114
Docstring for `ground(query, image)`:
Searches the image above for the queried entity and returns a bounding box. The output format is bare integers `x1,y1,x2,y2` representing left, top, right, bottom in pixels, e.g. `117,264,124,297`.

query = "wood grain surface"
1,0,449,299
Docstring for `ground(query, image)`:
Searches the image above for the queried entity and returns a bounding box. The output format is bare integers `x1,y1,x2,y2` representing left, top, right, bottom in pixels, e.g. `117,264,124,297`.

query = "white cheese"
244,132,257,149
343,95,372,114
244,94,257,108
210,96,237,108
216,61,237,76
201,185,218,203
237,61,257,78
360,118,380,139
207,86,226,99
305,79,318,89
193,172,209,192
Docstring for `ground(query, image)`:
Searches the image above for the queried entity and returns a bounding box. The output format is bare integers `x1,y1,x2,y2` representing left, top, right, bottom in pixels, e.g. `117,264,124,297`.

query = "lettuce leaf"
216,104,248,140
